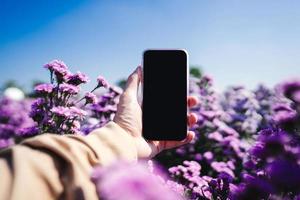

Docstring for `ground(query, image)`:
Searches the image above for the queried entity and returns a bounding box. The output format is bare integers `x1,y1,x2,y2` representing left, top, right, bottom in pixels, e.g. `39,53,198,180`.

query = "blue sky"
1,0,300,91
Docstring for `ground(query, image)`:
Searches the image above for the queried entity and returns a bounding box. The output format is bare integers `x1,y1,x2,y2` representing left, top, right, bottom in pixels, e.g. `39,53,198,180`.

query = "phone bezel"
141,49,189,141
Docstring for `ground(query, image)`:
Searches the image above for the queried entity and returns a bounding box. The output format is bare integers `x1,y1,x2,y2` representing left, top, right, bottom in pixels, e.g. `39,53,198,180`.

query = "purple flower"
200,110,217,120
200,75,213,86
59,83,80,95
29,98,46,122
18,126,39,137
250,143,265,159
272,103,294,112
84,92,98,104
0,124,16,139
66,71,89,85
280,80,300,103
218,172,233,183
244,160,256,170
221,86,262,135
31,98,46,109
231,178,275,200
0,138,14,149
203,151,214,162
51,106,71,118
168,161,215,199
251,129,292,160
272,103,297,125
166,180,185,196
44,60,67,71
292,90,300,104
266,160,300,193
71,120,81,129
211,161,235,178
208,173,233,199
0,97,35,146
91,161,181,200
41,116,56,131
208,131,223,142
34,83,54,94
44,60,70,83
97,75,109,88
90,104,117,113
69,106,87,120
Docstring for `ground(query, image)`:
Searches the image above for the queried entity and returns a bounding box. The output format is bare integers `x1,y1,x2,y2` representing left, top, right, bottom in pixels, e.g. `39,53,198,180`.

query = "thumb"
125,66,142,95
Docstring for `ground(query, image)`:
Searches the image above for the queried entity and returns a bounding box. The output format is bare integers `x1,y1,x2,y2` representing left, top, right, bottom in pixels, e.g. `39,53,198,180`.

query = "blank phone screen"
142,50,188,141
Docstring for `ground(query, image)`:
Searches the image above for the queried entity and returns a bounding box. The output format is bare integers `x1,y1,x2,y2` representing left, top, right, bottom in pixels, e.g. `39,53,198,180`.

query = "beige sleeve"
0,121,138,200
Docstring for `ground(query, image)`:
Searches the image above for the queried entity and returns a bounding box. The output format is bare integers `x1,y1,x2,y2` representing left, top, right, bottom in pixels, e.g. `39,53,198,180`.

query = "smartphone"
142,49,188,141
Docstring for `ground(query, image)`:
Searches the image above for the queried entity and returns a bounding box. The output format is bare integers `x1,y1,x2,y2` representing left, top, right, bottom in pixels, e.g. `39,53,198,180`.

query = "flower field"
1,60,300,200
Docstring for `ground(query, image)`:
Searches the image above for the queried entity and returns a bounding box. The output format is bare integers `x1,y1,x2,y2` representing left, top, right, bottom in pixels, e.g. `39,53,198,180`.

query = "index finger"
187,96,198,107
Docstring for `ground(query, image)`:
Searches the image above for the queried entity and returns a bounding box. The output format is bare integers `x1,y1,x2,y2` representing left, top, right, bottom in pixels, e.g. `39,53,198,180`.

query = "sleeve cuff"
83,121,138,166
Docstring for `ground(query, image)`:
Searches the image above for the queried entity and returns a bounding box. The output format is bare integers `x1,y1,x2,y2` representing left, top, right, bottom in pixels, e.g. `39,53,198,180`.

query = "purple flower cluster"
59,83,80,95
84,92,98,105
168,160,236,200
2,61,300,200
44,60,69,83
96,75,109,89
0,97,35,148
156,76,300,200
254,85,276,129
34,83,54,94
155,75,248,199
232,128,300,199
30,60,109,135
66,71,89,86
221,86,262,136
91,161,182,200
281,80,300,104
81,86,122,134
272,80,300,133
0,60,112,147
169,160,212,199
230,80,300,199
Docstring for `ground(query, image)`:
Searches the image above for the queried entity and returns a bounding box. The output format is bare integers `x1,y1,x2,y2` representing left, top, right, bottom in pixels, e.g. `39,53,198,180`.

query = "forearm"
0,121,138,200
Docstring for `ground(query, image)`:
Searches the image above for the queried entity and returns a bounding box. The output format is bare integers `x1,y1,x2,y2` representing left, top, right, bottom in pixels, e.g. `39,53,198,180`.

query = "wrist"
89,121,139,163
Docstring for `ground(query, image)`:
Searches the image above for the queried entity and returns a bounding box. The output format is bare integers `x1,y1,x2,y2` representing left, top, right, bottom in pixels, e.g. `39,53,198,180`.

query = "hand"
113,66,198,159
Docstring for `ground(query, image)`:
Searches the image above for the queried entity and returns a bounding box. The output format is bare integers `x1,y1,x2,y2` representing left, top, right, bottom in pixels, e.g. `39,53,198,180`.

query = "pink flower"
44,60,67,71
69,106,87,120
59,83,80,95
51,106,71,118
44,60,70,83
84,92,98,104
97,76,109,88
34,83,54,94
203,151,214,161
211,161,235,178
67,71,89,85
